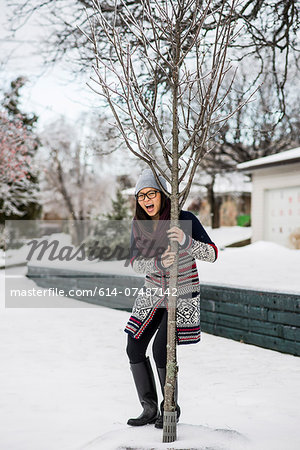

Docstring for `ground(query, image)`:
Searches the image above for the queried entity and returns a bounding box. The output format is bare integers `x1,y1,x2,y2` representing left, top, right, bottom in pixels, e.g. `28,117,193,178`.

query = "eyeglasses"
136,190,159,202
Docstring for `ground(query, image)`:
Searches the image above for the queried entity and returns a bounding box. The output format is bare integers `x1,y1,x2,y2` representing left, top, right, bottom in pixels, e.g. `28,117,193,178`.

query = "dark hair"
135,190,169,222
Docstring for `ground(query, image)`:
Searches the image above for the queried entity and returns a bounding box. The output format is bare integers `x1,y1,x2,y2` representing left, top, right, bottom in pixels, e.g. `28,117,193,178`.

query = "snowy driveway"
0,268,300,450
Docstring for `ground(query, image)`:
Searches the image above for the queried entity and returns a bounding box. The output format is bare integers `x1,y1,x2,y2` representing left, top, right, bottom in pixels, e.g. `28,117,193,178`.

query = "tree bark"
163,18,180,443
207,177,220,229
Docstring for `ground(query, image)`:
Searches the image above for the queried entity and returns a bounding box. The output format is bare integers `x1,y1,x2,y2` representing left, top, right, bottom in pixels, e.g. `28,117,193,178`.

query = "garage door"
264,186,300,247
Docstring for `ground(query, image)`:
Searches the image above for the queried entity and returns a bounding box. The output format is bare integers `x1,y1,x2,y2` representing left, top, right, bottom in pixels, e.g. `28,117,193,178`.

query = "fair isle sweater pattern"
124,211,218,345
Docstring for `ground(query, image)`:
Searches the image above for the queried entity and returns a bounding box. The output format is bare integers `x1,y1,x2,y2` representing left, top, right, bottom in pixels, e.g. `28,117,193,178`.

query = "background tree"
6,0,299,118
83,184,131,262
194,66,300,227
0,110,39,219
83,0,252,441
104,187,130,220
3,76,38,129
38,116,119,243
0,77,41,222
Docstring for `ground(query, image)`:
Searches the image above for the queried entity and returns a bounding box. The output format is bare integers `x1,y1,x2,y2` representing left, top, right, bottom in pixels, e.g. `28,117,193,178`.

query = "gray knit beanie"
135,169,168,195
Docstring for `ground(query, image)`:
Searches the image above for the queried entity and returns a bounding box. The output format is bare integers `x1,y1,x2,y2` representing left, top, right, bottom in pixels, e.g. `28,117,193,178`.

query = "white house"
237,147,300,248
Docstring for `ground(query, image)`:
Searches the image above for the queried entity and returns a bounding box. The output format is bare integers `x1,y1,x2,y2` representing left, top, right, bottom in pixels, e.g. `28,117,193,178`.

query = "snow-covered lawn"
198,240,300,294
1,268,300,450
206,226,252,248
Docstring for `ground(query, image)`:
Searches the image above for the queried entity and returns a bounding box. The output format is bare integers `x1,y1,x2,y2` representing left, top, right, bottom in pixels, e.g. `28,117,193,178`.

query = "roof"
122,171,251,197
237,147,300,172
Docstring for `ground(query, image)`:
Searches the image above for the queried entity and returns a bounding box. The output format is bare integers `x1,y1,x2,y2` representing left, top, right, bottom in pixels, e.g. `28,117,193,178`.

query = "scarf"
132,198,171,258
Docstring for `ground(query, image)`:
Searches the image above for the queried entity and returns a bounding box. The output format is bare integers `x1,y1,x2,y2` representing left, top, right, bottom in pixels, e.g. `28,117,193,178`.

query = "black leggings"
126,307,168,368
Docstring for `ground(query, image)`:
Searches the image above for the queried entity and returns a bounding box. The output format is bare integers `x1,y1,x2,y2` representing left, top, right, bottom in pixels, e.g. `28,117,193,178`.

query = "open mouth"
145,203,155,213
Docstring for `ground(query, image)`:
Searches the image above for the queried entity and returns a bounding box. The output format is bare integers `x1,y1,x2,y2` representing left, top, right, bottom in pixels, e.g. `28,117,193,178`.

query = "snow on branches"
0,110,38,216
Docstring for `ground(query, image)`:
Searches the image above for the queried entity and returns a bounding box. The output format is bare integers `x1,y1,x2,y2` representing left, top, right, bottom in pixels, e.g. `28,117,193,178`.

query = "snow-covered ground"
205,226,252,248
198,240,300,294
1,268,300,450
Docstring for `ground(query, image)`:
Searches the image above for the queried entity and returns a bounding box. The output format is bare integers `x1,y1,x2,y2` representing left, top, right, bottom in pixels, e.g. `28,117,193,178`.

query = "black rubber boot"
127,357,159,426
154,367,181,429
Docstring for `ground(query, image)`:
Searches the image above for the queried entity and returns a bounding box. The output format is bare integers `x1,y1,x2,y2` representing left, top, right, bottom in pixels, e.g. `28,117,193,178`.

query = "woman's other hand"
161,245,176,268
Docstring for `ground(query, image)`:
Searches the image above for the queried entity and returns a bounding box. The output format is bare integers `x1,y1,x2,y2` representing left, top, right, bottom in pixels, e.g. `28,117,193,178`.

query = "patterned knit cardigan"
124,211,218,345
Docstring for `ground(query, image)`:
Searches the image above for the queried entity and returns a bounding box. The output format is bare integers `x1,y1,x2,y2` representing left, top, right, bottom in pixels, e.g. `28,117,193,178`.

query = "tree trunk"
162,23,180,443
207,177,220,229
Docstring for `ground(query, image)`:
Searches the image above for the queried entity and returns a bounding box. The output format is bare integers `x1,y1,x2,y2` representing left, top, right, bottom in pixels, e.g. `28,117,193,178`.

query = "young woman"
125,169,218,428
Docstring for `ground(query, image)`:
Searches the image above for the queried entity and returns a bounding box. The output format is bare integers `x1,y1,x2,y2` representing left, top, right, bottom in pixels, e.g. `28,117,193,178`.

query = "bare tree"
81,0,252,441
6,0,299,116
193,66,300,228
38,117,115,243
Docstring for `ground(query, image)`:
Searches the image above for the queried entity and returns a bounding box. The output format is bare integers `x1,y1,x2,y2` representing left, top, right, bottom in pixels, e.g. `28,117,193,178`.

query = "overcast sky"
0,0,98,129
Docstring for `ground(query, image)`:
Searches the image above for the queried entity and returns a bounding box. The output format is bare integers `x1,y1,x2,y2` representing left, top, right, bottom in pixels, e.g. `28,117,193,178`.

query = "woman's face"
137,187,161,219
